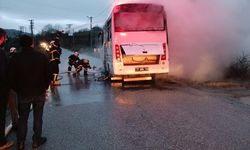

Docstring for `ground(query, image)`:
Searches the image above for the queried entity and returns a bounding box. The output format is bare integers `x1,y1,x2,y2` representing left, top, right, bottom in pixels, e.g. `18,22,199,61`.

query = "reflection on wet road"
47,48,111,106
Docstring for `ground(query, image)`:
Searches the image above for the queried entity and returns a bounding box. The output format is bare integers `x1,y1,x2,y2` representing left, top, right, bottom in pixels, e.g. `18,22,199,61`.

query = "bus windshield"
114,12,165,32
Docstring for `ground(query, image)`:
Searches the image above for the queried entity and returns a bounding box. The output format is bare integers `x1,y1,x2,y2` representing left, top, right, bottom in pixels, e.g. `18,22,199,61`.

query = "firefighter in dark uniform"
68,51,80,71
48,39,61,85
75,59,91,75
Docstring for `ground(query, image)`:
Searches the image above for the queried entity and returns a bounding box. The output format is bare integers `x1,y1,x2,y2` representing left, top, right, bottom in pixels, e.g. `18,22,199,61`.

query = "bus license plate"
135,67,149,72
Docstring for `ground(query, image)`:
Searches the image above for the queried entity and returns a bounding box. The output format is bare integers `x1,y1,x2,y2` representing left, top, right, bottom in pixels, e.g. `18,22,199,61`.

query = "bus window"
108,28,111,40
114,12,165,32
103,18,111,41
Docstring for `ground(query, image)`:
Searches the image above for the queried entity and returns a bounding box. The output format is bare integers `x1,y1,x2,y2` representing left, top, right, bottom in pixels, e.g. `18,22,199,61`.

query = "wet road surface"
8,49,250,150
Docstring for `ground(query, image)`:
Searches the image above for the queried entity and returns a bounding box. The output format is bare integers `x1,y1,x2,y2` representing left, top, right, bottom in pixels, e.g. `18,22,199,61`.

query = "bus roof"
113,3,164,13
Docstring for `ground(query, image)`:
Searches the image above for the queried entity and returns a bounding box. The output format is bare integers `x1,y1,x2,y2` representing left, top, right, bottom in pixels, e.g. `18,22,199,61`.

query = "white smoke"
113,0,250,81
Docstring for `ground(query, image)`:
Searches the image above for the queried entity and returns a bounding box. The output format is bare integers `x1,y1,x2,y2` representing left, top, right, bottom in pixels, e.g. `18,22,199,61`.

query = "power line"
69,20,104,31
71,23,90,30
87,16,93,50
94,4,112,19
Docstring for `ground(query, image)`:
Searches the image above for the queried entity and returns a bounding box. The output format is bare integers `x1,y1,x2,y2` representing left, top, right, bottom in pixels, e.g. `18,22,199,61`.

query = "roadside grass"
199,52,250,89
226,52,250,80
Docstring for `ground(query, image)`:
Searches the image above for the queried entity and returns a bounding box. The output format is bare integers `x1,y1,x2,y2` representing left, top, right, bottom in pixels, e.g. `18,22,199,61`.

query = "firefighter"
48,39,62,86
68,51,80,71
75,59,91,76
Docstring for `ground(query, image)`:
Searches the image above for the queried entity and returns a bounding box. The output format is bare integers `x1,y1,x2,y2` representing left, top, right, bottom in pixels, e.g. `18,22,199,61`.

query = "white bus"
102,3,169,82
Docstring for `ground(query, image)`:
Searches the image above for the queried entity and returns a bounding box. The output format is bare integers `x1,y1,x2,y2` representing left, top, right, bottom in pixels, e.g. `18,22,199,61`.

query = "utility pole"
19,26,25,35
66,24,74,50
66,24,73,34
87,16,93,50
72,29,75,51
29,19,34,37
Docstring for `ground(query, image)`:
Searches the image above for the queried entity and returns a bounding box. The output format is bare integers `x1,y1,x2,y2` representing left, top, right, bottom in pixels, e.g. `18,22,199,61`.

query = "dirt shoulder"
197,80,250,106
156,75,250,106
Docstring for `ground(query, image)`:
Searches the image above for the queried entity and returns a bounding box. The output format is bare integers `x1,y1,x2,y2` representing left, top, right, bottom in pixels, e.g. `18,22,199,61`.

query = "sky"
1,0,250,81
0,0,114,33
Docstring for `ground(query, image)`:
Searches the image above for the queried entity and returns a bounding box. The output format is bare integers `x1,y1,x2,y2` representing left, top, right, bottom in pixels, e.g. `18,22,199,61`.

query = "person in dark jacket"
8,35,51,150
7,47,19,131
0,28,14,150
48,39,61,86
68,51,80,71
75,58,91,76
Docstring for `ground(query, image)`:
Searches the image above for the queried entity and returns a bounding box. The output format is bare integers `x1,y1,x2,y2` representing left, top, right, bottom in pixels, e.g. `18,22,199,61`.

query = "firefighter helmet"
83,59,89,63
50,40,58,48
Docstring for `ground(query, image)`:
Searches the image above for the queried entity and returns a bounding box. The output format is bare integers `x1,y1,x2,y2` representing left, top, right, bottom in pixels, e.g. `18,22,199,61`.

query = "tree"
41,24,56,35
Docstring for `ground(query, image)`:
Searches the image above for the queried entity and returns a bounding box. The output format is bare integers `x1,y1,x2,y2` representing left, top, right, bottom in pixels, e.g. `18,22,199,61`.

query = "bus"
102,3,169,82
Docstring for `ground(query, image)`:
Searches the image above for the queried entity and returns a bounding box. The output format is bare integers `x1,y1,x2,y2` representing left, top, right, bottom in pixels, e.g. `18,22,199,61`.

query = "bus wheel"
121,79,125,88
151,74,156,86
104,64,110,77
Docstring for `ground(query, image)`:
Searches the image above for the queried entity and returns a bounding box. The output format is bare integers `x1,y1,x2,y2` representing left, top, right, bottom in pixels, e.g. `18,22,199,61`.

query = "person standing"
8,35,51,150
7,47,19,131
0,28,14,150
48,39,62,85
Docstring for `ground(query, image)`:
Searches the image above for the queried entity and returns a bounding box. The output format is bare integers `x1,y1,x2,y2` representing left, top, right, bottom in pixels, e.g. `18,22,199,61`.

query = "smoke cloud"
113,0,250,81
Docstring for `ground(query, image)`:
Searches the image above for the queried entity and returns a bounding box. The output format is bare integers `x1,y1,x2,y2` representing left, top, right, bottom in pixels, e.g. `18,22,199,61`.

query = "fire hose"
59,68,110,81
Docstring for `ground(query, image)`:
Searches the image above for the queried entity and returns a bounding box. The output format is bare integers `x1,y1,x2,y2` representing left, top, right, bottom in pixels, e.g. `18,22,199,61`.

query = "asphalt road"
7,49,250,150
